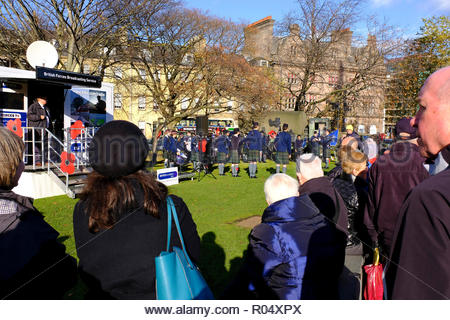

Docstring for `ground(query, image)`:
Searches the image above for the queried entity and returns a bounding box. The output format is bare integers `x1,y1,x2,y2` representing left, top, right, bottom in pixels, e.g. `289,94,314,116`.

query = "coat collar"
0,189,36,217
262,195,320,223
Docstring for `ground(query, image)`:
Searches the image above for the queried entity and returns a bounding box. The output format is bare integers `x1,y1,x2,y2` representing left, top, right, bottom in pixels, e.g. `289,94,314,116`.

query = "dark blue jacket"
176,138,186,152
163,135,171,152
214,135,230,154
274,131,292,153
245,195,345,299
322,134,332,149
191,136,199,153
295,139,304,152
168,136,177,153
310,135,321,148
245,129,262,151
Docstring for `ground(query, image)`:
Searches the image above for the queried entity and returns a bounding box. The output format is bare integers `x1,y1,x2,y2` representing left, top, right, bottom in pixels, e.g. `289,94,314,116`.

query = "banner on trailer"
64,83,114,129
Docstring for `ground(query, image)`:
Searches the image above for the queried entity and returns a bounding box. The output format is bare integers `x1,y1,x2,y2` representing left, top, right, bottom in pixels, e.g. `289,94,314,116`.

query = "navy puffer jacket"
245,195,346,299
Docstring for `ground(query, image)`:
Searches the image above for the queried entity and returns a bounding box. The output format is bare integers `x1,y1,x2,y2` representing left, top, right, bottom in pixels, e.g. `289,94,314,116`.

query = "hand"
40,115,45,120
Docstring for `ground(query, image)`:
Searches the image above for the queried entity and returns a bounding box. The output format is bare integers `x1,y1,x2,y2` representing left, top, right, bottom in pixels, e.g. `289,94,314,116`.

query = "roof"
246,16,273,29
0,66,35,80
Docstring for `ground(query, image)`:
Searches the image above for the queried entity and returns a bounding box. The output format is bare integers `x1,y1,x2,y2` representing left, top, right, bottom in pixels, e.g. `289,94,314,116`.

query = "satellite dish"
26,41,59,69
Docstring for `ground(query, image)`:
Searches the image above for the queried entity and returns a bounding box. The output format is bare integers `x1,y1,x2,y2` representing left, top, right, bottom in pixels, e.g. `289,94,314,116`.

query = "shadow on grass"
265,167,276,174
199,232,245,298
57,235,70,244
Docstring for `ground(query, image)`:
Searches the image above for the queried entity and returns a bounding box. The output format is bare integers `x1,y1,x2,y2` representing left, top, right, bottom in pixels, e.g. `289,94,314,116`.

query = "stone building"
242,16,386,135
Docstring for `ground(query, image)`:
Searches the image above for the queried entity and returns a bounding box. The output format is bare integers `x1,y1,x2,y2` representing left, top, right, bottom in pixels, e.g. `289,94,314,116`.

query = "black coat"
386,161,450,299
27,102,51,129
364,142,429,256
332,173,369,248
73,192,201,299
299,176,349,235
0,189,76,299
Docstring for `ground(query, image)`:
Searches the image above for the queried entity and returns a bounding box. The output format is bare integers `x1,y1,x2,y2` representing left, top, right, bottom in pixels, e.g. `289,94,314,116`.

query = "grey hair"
296,153,324,181
264,173,299,205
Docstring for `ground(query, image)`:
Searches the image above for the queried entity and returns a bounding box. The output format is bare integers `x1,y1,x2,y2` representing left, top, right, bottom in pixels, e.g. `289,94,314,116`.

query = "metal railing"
64,127,97,168
22,126,99,196
22,127,45,170
46,130,70,193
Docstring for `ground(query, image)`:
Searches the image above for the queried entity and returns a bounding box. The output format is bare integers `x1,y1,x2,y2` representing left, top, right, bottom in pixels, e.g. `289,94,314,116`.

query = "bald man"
385,66,450,299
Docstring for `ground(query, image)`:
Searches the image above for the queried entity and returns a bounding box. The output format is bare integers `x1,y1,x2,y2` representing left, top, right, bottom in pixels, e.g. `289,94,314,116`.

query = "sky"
183,0,449,39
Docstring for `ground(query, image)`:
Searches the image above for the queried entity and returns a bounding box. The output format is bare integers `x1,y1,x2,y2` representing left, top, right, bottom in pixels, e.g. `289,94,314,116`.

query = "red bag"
363,247,384,300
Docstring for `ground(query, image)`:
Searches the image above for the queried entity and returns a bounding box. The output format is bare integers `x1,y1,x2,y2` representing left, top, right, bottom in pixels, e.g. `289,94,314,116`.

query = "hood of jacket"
262,194,322,224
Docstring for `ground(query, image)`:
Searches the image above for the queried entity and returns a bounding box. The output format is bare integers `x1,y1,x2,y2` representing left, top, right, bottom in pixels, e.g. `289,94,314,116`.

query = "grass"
34,158,336,299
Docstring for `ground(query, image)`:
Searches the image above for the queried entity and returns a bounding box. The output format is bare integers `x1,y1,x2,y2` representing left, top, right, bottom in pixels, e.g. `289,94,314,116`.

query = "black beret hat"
88,120,149,177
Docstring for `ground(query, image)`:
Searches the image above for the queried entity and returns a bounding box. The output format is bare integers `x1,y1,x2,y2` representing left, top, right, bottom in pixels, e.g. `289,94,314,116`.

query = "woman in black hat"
73,120,200,299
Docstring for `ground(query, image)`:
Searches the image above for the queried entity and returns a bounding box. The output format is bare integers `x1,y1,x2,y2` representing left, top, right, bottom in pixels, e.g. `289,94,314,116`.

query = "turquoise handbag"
155,196,214,300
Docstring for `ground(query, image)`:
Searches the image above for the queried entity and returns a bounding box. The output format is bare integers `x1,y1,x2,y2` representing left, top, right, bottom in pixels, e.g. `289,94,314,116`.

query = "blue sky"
183,0,449,39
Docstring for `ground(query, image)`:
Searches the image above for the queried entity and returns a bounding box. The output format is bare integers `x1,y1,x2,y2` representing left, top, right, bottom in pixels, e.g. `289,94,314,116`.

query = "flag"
329,130,339,146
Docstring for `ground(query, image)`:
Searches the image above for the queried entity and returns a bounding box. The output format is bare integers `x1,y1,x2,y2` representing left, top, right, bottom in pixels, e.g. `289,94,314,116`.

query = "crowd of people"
0,66,449,300
162,121,345,178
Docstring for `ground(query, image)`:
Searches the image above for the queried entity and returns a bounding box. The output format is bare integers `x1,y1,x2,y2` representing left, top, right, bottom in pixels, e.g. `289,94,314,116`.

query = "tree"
120,6,276,154
0,0,171,73
244,0,402,131
384,16,449,129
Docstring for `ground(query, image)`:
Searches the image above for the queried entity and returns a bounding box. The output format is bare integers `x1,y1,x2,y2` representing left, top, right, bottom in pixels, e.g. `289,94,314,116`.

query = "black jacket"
299,176,349,235
364,142,429,256
73,192,201,299
386,161,450,299
27,101,51,129
0,189,76,299
332,173,369,248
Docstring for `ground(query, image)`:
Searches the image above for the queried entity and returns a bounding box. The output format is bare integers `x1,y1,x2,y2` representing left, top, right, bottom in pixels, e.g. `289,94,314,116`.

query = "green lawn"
34,158,335,299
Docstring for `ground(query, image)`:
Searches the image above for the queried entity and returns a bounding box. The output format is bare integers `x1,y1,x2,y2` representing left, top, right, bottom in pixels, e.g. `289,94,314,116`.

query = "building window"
114,67,122,79
358,124,365,134
180,72,188,81
328,75,338,85
143,49,152,61
290,45,297,56
287,73,297,84
183,53,194,65
181,99,189,110
114,93,122,109
307,94,317,102
83,64,90,74
138,96,146,110
139,69,146,80
138,122,146,135
285,95,297,109
227,101,233,112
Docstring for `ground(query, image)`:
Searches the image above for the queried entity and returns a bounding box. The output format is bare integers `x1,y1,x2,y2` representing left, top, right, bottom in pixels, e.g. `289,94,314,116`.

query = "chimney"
367,34,376,48
342,28,352,48
243,16,275,59
289,24,300,36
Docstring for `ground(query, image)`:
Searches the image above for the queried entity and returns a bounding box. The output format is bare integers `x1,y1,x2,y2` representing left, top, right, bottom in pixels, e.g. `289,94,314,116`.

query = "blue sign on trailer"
0,111,27,128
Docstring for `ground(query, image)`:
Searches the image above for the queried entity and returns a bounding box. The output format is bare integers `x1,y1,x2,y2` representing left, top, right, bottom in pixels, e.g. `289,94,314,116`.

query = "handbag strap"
166,196,195,267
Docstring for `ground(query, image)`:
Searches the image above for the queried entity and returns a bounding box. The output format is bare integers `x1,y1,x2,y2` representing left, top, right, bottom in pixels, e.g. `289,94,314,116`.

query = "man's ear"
296,172,304,185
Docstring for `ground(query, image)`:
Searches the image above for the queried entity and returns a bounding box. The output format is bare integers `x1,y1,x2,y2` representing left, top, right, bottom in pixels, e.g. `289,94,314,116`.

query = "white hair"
296,153,324,181
264,173,299,205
